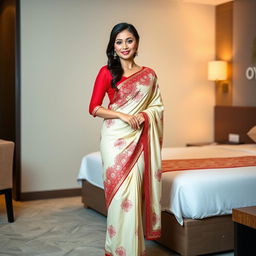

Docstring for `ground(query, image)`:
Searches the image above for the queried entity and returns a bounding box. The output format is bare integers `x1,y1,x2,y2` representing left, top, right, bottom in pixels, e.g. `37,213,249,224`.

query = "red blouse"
89,65,145,116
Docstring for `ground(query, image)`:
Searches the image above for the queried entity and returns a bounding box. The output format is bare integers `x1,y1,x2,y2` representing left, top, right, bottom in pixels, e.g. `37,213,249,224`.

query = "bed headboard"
214,106,256,144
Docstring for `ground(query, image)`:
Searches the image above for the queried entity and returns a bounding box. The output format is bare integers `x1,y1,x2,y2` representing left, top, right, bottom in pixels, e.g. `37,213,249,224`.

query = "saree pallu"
100,67,164,256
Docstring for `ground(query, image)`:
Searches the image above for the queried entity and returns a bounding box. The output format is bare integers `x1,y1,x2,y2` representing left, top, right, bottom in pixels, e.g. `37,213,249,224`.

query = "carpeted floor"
0,196,234,256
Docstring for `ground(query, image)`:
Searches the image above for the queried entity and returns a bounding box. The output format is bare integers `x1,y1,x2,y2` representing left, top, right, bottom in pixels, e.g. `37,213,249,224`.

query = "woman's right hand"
118,113,140,130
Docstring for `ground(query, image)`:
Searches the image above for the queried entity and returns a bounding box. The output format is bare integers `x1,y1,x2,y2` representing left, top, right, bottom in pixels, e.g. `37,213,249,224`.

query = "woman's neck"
120,59,139,71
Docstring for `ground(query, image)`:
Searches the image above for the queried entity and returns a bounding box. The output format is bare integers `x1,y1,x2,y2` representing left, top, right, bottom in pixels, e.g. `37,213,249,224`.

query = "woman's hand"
118,113,142,130
135,113,145,125
94,107,145,129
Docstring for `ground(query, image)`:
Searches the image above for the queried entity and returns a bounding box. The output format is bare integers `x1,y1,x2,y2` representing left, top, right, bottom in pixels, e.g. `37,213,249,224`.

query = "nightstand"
232,206,256,256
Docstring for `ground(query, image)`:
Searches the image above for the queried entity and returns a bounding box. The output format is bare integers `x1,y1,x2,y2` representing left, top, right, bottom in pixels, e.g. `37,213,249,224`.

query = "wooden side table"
232,206,256,256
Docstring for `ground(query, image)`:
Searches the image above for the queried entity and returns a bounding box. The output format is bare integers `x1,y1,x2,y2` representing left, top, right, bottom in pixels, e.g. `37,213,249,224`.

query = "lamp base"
222,82,229,93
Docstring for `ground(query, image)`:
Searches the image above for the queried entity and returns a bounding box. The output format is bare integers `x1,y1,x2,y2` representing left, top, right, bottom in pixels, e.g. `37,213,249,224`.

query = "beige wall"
20,0,215,192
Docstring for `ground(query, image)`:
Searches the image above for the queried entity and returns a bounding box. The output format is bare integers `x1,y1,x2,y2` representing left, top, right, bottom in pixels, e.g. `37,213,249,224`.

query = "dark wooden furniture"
0,140,15,222
0,189,14,222
82,180,107,216
232,206,256,256
0,0,21,201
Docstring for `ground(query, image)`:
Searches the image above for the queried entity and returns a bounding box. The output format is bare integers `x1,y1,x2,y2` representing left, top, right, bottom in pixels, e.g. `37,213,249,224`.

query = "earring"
135,51,138,57
114,51,117,59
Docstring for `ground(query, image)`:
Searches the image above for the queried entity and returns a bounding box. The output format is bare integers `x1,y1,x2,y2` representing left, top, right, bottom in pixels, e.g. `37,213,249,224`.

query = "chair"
0,139,15,222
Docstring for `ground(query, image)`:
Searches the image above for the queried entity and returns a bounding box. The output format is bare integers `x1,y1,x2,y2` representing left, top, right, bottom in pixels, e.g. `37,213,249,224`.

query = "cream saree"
100,67,164,256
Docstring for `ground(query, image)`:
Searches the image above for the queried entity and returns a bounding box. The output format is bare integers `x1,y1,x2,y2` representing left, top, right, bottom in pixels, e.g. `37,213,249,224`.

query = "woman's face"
114,29,138,60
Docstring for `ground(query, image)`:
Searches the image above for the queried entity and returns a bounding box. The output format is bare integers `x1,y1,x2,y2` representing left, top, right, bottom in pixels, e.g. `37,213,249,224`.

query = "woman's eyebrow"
115,37,133,41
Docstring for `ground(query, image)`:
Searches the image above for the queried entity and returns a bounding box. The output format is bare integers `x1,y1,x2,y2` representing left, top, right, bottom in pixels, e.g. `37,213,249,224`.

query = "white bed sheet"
77,151,104,189
77,144,256,225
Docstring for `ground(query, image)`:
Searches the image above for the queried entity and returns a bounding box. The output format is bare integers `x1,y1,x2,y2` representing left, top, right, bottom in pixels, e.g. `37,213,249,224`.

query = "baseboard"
20,188,81,201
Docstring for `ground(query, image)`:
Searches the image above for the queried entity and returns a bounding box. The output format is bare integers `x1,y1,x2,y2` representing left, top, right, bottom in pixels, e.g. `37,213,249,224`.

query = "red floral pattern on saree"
104,142,138,207
154,169,162,182
134,90,144,102
121,198,133,212
115,246,126,256
105,119,115,128
107,225,116,238
114,138,126,149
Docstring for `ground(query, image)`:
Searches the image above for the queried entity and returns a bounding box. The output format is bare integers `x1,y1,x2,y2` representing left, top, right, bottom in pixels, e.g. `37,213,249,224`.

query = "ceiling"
182,0,233,5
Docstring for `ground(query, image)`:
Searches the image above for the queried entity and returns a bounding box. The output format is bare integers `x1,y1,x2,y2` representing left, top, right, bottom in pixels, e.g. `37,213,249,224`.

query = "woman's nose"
122,42,128,49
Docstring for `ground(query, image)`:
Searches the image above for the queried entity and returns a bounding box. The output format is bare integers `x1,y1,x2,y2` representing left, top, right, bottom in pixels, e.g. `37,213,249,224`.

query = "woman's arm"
95,107,142,130
89,66,144,129
95,107,143,130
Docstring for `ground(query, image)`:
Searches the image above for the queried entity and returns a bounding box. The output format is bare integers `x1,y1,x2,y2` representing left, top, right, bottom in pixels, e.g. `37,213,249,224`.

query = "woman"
89,22,164,256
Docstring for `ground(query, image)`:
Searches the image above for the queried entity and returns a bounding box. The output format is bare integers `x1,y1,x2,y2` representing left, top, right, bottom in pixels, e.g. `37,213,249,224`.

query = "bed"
78,106,256,256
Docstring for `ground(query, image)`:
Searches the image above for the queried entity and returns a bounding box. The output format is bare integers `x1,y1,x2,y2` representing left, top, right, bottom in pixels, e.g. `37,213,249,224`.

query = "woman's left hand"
135,113,145,125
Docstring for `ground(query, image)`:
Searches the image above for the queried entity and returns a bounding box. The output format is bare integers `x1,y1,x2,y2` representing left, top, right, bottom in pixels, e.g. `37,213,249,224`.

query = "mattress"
77,144,256,225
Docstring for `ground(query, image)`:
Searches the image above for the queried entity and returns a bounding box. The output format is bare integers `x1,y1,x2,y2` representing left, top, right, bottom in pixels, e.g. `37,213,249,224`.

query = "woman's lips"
121,51,130,55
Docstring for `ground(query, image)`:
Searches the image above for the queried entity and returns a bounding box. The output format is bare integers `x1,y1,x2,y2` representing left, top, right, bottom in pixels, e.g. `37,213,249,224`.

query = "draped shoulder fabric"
90,66,164,256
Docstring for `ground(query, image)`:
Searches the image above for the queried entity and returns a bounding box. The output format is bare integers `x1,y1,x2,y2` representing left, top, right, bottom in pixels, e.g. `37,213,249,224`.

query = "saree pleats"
100,67,164,256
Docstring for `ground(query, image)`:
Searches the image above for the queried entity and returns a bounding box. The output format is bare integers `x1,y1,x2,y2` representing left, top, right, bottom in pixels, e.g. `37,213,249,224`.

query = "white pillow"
247,125,256,142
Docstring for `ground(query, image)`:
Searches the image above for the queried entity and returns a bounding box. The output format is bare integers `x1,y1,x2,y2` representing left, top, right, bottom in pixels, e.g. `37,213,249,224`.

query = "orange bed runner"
161,156,256,172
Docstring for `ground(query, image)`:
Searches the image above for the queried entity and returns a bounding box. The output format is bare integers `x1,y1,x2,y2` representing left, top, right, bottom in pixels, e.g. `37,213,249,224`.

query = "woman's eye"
127,39,133,44
115,41,122,45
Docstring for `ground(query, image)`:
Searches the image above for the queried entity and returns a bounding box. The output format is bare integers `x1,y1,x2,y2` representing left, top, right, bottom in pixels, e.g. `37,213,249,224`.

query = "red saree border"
117,67,152,90
109,67,155,110
141,112,161,240
161,155,256,173
122,66,146,79
105,250,112,256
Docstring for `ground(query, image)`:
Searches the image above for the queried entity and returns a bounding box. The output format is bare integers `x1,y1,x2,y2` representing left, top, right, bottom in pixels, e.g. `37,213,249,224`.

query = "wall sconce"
208,60,228,93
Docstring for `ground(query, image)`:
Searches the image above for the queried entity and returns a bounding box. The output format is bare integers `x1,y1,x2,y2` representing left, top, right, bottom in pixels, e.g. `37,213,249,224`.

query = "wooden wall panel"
0,0,20,200
215,2,233,106
0,0,16,140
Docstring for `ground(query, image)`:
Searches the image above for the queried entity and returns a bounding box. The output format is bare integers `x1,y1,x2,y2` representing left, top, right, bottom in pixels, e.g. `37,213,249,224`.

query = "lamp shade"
208,61,227,81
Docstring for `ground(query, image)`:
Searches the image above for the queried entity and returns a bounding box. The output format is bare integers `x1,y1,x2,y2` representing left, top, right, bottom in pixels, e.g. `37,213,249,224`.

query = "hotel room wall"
20,0,214,193
233,0,256,106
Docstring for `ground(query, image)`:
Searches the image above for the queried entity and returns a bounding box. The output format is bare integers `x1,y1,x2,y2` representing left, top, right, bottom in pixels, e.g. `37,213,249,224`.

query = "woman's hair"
106,23,140,90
